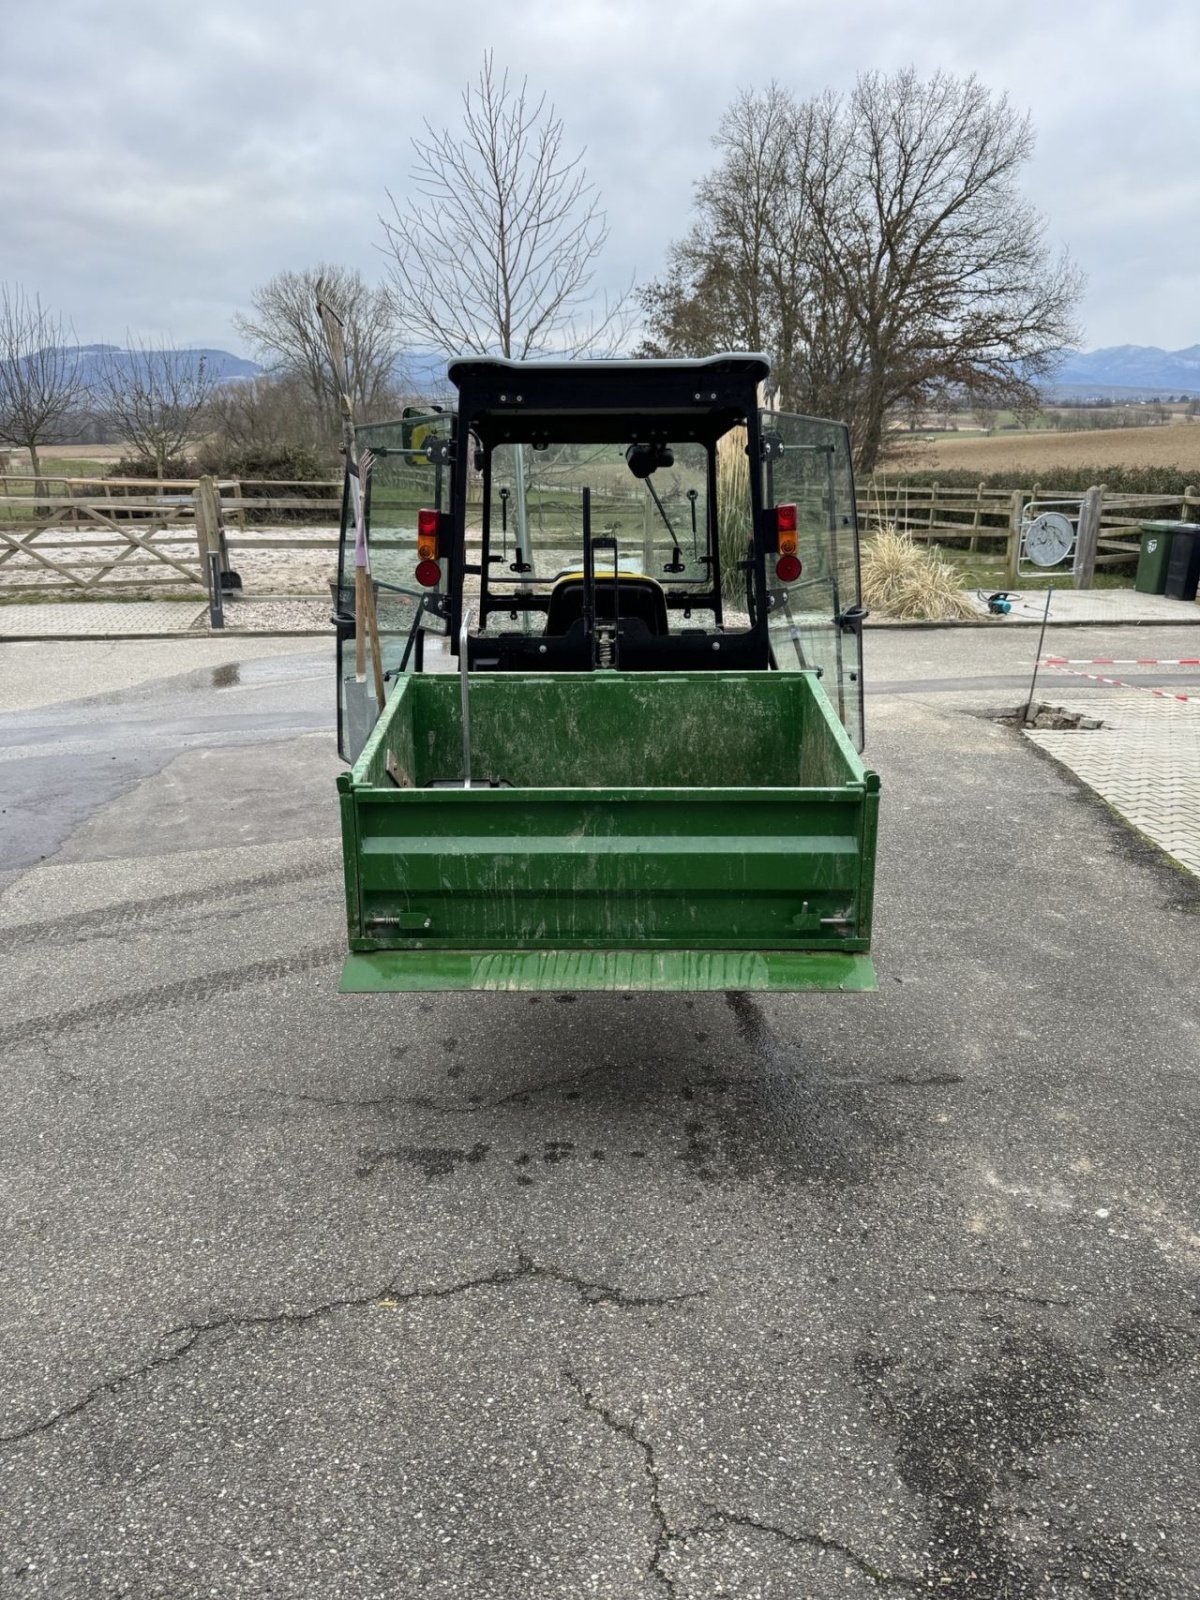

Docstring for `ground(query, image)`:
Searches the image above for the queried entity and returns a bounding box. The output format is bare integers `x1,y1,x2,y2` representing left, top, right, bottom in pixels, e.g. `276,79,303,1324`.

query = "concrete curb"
866,614,1200,630
0,629,333,644
4,615,1199,644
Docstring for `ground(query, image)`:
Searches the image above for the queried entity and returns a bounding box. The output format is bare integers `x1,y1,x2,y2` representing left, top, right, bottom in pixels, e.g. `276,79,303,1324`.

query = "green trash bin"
1136,522,1176,593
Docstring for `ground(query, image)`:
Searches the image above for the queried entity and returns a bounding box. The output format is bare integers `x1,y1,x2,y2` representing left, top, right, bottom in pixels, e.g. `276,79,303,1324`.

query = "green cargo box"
338,671,879,993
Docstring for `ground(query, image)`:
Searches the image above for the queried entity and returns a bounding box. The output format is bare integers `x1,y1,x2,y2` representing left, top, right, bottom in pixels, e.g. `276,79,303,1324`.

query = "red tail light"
415,559,441,588
776,503,798,557
417,508,439,562
775,553,802,583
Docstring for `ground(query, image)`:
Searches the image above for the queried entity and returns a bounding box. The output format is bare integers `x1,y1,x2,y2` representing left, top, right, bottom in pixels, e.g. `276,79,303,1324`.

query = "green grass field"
2,458,112,485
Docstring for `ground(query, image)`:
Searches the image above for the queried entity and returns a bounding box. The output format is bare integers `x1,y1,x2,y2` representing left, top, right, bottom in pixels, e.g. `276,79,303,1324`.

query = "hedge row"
866,465,1200,496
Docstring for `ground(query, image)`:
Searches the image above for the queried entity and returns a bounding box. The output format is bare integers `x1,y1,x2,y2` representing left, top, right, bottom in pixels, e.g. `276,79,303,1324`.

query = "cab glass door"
760,410,865,749
335,411,451,761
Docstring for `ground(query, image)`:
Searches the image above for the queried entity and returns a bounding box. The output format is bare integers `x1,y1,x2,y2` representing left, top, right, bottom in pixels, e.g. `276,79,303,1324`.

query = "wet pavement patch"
1108,1314,1194,1373
724,988,768,1045
357,1141,490,1180
854,1330,1126,1595
677,1117,719,1183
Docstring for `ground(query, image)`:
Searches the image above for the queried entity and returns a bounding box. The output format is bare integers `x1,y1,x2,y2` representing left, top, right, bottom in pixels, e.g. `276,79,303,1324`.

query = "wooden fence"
3,470,1199,596
0,474,341,595
863,478,1200,583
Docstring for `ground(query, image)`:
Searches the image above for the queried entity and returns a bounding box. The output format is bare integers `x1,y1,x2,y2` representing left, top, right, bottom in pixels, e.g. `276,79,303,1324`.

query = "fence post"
194,474,232,591
193,477,214,573
1184,484,1197,522
196,474,235,587
927,483,937,542
969,481,984,552
1006,490,1024,584
1073,485,1102,589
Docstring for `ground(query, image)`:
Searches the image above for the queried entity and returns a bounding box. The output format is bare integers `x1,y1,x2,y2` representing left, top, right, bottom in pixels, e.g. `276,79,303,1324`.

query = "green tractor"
332,354,878,993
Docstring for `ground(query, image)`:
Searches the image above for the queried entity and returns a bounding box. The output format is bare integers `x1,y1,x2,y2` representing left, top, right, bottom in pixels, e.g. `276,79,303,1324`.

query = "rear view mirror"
625,442,674,479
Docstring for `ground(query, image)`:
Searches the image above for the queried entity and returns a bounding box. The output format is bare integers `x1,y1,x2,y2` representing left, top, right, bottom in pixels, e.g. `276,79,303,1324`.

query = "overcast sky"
3,0,1198,356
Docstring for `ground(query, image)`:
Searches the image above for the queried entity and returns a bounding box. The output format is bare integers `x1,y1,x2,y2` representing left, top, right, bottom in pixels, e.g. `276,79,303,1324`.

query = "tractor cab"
333,355,878,994
335,355,865,758
448,354,770,677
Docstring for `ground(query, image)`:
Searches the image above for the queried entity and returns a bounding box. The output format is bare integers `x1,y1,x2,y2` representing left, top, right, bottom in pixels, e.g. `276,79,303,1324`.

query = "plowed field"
900,425,1200,473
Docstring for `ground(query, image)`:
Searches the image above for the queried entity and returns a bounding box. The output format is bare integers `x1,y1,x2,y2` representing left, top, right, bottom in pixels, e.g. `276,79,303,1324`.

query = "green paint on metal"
340,948,877,993
352,671,870,791
339,669,880,989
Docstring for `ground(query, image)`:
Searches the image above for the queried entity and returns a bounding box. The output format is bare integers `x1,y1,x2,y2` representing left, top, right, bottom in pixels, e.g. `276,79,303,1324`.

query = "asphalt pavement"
0,629,1197,1598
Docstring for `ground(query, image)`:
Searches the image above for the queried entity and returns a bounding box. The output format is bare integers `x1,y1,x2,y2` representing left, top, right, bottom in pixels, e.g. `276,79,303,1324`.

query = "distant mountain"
397,344,1200,403
62,345,262,386
59,344,453,398
1048,344,1200,397
58,342,1200,404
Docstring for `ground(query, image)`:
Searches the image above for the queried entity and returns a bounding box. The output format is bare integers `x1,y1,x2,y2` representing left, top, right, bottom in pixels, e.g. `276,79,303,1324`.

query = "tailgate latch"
367,912,433,933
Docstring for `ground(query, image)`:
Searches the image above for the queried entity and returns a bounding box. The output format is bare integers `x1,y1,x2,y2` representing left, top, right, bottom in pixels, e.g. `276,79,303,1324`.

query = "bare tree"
969,391,1001,432
234,265,400,435
640,73,1082,472
380,51,629,359
0,284,85,483
92,340,216,477
203,371,326,460
640,88,805,357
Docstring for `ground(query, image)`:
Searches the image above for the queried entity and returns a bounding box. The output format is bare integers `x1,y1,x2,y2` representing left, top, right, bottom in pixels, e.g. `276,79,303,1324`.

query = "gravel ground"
0,522,339,597
192,596,332,632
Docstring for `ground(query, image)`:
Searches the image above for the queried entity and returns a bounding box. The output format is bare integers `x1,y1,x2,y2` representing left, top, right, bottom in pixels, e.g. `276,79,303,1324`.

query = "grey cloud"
2,0,1197,351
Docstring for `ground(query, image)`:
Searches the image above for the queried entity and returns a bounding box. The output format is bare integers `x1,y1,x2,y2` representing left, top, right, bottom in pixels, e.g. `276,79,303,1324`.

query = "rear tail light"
775,553,802,583
417,508,439,563
415,558,441,588
776,503,798,557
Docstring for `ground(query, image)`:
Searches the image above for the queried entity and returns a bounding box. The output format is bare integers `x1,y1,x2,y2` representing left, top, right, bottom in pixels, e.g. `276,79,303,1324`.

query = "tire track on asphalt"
0,858,341,951
0,943,344,1049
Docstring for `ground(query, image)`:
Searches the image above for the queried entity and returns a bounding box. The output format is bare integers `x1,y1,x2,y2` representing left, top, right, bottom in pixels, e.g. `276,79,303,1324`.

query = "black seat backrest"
545,574,669,637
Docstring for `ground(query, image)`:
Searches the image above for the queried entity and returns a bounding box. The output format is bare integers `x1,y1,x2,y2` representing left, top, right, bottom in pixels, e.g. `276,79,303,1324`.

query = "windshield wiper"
645,475,699,565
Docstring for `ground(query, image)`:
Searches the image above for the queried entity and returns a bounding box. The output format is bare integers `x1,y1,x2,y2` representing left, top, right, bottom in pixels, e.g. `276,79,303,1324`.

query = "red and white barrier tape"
1042,656,1200,667
1044,663,1196,703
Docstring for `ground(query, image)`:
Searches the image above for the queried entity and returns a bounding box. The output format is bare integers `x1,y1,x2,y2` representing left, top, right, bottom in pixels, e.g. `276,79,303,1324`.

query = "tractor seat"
545,570,669,637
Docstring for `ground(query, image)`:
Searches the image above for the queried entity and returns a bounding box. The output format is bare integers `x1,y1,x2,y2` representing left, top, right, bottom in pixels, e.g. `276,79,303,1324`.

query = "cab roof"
448,353,771,448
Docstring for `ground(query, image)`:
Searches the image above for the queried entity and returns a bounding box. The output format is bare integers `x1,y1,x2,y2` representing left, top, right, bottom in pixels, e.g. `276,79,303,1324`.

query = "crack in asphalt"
932,1285,1076,1310
686,1511,918,1590
482,1062,619,1107
0,1253,702,1446
566,1371,677,1596
565,1373,916,1593
0,1324,212,1448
